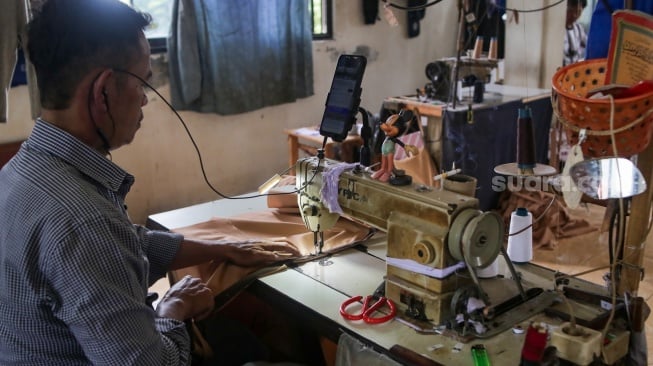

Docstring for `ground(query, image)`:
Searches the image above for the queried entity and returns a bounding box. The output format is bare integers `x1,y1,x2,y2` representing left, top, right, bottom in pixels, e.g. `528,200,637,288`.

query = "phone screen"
319,55,367,142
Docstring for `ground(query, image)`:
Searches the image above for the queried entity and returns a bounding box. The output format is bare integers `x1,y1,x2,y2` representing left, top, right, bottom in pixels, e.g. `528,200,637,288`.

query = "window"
119,0,170,53
311,0,333,40
120,0,331,53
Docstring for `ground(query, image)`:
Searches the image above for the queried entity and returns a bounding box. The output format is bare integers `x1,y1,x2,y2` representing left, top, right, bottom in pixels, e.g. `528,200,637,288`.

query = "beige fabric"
393,110,438,186
394,146,437,187
498,190,596,249
171,209,374,298
172,208,373,362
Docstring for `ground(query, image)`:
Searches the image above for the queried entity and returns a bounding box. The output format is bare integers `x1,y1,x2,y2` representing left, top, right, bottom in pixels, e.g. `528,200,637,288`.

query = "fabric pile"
497,190,597,249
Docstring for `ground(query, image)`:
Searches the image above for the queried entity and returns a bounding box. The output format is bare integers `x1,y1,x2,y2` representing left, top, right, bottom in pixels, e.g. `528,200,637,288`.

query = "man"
563,0,588,66
0,0,299,364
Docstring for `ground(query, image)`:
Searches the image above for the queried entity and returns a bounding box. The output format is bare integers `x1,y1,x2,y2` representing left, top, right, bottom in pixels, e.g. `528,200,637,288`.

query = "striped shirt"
0,120,190,365
563,22,587,66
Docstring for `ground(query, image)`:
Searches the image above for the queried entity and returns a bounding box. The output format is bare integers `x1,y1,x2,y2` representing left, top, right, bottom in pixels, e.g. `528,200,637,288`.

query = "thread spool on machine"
494,106,557,177
493,106,554,268
506,207,533,263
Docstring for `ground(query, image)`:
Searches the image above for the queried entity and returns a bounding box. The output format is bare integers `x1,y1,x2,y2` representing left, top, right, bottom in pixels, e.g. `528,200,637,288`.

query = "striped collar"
26,119,134,193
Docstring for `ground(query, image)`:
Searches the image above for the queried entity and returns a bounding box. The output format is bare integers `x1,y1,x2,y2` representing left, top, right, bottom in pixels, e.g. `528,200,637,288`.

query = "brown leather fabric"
170,209,374,298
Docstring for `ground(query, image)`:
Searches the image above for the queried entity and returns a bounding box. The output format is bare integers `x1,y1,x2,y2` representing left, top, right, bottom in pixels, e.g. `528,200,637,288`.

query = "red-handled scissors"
339,294,396,324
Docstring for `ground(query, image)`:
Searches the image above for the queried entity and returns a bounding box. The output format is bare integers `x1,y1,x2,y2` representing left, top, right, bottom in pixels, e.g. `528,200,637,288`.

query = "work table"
147,194,628,365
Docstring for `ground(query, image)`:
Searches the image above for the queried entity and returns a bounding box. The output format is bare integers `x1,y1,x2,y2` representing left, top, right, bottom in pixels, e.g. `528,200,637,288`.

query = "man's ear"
91,69,113,113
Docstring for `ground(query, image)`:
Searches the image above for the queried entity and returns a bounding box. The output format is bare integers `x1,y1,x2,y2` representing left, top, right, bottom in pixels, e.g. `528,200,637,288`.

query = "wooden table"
284,126,363,169
382,95,445,118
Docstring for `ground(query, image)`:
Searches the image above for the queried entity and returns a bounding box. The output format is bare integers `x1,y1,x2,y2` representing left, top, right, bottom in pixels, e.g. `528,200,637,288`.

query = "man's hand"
170,238,303,271
155,275,214,322
218,239,301,267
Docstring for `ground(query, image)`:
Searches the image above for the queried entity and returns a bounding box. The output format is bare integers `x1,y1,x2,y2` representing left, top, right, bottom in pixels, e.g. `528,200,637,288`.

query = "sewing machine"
145,153,633,363
424,57,499,103
296,156,557,338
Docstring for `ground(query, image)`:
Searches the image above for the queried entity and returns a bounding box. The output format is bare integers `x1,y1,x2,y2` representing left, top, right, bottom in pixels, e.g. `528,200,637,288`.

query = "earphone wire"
113,69,307,200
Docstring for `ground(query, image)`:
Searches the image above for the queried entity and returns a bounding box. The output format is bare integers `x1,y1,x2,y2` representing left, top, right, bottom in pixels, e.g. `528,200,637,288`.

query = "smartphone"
319,54,367,142
471,344,491,366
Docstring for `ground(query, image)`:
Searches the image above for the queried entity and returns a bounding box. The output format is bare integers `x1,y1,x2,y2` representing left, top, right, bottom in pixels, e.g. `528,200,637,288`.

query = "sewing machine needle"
313,231,319,254
313,231,325,255
319,231,325,254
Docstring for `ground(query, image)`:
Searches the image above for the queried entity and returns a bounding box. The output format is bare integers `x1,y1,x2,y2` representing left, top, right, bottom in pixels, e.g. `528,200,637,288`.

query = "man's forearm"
168,238,229,270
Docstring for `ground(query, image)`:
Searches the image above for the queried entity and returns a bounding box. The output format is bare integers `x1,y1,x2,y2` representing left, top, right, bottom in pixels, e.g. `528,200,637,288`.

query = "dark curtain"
441,98,552,211
168,0,314,115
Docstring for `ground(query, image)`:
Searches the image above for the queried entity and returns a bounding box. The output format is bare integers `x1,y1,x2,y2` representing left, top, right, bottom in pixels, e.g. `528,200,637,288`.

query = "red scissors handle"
339,295,368,320
339,295,396,324
363,296,396,324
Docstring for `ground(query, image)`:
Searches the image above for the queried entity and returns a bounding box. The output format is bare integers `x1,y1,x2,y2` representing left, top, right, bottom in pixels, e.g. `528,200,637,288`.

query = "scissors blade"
373,279,386,298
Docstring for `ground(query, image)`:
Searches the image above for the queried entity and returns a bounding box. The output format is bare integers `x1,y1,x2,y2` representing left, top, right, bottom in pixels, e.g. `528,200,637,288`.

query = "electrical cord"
499,0,564,13
382,0,564,13
112,68,319,200
598,94,623,362
556,95,635,363
87,71,114,155
505,192,557,238
381,0,445,11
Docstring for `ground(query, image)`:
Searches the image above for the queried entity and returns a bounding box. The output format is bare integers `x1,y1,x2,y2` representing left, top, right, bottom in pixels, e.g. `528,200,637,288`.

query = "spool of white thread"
476,257,499,278
506,207,533,263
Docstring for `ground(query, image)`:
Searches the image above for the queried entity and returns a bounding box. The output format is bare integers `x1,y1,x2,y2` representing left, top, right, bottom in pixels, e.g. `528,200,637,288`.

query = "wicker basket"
551,58,653,157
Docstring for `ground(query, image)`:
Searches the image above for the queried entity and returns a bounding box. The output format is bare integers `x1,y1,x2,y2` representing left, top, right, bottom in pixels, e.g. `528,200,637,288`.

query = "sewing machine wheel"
450,285,480,316
448,209,504,269
448,209,478,261
425,61,450,101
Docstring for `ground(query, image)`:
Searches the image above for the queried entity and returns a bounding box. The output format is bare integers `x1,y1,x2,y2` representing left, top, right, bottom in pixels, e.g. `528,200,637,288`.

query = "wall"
2,86,34,140
504,0,565,89
1,0,566,225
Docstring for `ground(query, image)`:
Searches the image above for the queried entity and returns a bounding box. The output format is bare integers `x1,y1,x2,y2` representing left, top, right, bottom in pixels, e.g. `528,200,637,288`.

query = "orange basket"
551,58,653,157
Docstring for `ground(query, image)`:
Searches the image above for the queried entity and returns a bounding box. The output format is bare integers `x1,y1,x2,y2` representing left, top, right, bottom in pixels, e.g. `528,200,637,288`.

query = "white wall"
1,0,566,225
2,86,34,139
504,0,565,89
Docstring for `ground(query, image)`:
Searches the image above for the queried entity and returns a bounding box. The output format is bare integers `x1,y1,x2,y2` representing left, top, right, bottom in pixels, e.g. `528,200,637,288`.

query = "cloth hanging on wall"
168,0,314,115
586,0,653,59
363,0,379,24
0,0,40,123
